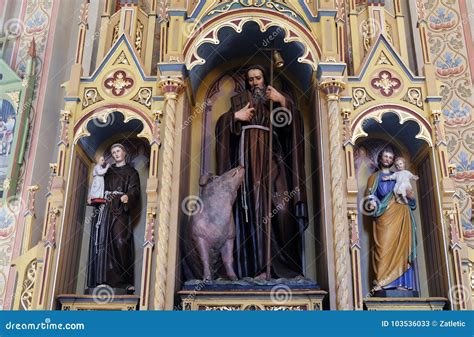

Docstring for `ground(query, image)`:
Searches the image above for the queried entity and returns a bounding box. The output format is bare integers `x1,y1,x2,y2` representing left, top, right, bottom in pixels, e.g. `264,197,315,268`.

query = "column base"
364,297,448,310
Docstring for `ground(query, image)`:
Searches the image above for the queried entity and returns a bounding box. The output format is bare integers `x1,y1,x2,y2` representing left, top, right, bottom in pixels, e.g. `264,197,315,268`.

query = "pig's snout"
232,166,245,176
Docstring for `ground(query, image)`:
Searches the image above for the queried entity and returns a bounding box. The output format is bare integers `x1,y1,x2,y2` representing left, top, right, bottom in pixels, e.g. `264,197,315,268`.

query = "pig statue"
186,166,245,281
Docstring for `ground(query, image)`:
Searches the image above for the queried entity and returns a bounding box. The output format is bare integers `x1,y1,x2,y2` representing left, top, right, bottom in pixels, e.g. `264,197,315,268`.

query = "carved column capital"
319,78,346,101
158,77,185,100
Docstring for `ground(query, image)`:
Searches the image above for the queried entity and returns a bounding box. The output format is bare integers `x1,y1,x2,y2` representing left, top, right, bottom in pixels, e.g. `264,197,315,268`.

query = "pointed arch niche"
178,14,331,298
52,108,152,305
353,110,450,302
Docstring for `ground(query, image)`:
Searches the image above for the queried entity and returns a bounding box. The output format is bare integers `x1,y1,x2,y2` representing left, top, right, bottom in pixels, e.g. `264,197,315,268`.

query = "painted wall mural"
426,0,474,238
1,0,55,309
0,100,17,190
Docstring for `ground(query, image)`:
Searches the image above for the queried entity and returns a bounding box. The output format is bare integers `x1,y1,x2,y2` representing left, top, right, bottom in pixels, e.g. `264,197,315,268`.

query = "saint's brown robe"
87,163,140,289
215,92,308,278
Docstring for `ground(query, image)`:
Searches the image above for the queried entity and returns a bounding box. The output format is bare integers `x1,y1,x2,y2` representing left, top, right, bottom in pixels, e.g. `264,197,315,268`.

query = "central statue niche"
180,22,326,309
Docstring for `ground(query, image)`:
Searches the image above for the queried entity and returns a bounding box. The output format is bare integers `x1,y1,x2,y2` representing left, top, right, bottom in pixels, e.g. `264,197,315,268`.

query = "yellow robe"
366,172,413,287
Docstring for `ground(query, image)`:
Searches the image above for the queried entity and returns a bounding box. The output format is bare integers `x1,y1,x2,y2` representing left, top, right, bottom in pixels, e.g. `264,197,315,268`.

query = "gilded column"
320,78,352,310
154,77,184,310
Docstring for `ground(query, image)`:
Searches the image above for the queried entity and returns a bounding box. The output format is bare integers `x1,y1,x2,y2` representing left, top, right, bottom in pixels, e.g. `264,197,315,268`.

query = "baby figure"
88,156,110,204
382,157,419,204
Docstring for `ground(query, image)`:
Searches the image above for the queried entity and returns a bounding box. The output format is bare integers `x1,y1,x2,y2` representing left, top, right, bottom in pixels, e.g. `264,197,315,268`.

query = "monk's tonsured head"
111,143,127,163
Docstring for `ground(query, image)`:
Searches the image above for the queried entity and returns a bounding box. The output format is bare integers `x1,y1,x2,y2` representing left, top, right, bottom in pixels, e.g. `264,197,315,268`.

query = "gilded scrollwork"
401,88,423,109
362,20,372,52
132,87,152,109
263,305,306,310
104,70,135,97
385,21,393,45
82,88,104,108
135,20,144,54
352,87,374,109
199,305,241,310
20,259,37,310
377,52,392,65
112,23,120,45
114,51,130,65
371,70,401,97
6,91,20,110
341,109,352,146
208,1,298,18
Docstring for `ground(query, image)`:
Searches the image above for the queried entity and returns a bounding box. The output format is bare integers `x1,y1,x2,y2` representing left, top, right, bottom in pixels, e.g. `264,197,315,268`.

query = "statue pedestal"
178,279,326,311
57,294,139,310
364,297,448,311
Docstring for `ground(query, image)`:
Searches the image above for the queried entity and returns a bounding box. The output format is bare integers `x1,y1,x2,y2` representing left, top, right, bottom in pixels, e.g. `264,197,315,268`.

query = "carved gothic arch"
73,104,153,144
351,104,433,147
183,8,322,71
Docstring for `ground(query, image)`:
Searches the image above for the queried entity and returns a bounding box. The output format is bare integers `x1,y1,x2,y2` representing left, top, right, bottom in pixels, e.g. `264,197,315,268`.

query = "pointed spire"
28,38,36,58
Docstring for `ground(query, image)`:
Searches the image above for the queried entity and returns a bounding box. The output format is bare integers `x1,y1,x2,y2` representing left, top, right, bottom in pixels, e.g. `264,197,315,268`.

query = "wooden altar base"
178,280,326,311
364,297,448,311
57,294,139,310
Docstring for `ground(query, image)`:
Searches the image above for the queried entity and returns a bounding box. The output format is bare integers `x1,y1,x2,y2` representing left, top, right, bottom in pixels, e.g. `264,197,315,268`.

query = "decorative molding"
112,23,120,45
430,109,447,146
157,78,185,96
158,0,169,22
135,20,144,54
336,0,346,23
362,20,373,52
79,0,90,27
144,208,156,248
104,70,135,96
351,106,433,147
184,14,320,71
24,185,40,217
371,70,401,97
114,51,130,65
20,259,37,310
82,88,104,108
415,0,426,22
44,208,60,248
58,110,72,147
207,1,298,18
377,51,392,65
385,21,393,45
6,91,20,110
401,88,423,109
341,108,352,146
319,79,346,101
352,87,374,109
348,209,360,249
132,88,152,109
151,110,163,146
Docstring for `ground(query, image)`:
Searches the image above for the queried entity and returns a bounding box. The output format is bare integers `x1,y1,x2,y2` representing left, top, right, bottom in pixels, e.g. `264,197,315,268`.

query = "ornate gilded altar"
0,0,472,312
